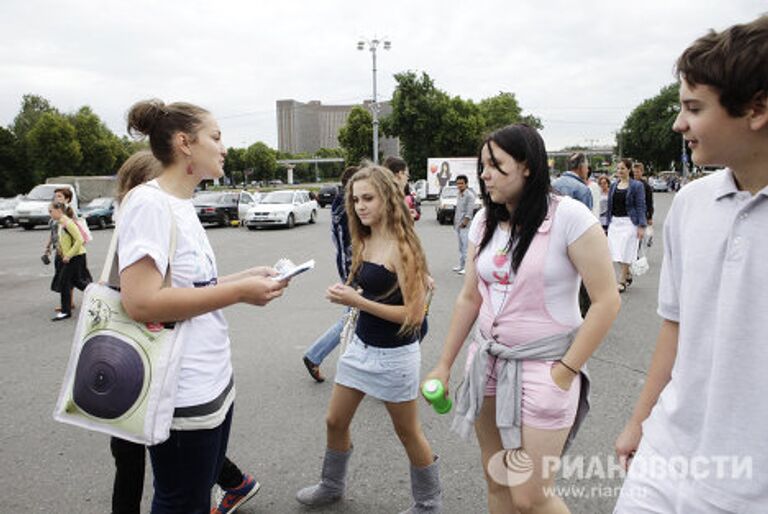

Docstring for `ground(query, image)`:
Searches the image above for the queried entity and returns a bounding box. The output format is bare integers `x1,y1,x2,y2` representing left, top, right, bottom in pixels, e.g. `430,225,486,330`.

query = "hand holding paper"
274,258,315,281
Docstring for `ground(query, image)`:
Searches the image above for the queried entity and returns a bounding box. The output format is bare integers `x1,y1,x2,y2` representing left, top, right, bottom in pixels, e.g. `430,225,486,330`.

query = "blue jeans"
304,313,345,365
148,406,233,514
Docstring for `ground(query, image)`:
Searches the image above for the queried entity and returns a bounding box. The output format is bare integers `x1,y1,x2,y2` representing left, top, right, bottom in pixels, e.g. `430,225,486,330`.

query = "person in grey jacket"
452,175,476,275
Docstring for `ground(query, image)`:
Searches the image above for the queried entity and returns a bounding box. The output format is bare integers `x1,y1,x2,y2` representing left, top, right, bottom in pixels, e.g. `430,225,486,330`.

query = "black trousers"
110,437,244,514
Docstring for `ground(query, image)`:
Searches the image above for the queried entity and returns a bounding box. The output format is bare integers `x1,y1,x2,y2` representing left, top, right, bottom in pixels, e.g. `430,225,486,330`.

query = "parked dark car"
81,197,116,229
193,191,257,227
317,184,340,208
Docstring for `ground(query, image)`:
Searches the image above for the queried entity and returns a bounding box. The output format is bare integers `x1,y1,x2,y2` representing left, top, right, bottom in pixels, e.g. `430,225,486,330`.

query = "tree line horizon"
0,72,679,197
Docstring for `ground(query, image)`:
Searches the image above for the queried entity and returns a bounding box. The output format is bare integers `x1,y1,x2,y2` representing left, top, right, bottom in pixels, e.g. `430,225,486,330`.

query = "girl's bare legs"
326,384,366,451
296,384,365,506
476,397,518,514
476,397,572,514
620,263,631,284
384,399,433,467
386,399,443,513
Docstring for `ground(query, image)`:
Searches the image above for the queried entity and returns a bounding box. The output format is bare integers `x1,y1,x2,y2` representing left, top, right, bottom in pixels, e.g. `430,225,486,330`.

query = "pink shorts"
465,342,580,430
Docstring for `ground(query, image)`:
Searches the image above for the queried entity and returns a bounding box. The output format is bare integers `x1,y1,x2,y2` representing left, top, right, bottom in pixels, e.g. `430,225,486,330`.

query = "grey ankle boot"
399,455,443,513
296,446,352,506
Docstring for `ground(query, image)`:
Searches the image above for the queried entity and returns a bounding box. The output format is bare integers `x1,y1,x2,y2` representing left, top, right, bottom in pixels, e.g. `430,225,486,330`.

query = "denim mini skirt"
335,334,421,403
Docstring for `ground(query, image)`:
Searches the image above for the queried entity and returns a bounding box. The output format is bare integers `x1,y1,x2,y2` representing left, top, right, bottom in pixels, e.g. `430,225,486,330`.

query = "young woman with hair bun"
109,149,262,514
119,99,288,513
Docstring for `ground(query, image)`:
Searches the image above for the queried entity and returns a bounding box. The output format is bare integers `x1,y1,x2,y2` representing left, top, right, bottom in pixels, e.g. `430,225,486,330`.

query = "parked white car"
14,183,79,230
0,198,20,228
245,190,317,229
435,186,482,225
412,179,428,202
649,177,669,192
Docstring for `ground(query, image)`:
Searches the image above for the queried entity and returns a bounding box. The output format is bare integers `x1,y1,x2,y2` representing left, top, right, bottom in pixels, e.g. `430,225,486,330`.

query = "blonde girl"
296,165,442,513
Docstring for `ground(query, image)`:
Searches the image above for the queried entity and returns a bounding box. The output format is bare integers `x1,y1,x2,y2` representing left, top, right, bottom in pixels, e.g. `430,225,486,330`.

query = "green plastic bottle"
422,379,452,414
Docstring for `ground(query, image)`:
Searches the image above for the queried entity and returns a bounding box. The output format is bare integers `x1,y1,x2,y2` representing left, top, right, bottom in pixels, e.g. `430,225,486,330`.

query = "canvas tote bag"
54,186,184,445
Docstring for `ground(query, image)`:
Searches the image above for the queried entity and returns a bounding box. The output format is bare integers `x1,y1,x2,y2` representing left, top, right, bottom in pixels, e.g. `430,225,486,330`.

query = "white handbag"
53,186,183,445
340,307,360,350
631,239,650,277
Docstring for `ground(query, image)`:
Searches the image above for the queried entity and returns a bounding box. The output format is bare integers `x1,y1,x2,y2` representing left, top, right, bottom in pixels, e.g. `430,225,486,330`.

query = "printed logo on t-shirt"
492,249,511,285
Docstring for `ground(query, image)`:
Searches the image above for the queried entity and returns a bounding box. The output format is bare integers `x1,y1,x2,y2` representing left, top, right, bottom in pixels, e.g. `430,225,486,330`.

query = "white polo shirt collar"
714,168,768,200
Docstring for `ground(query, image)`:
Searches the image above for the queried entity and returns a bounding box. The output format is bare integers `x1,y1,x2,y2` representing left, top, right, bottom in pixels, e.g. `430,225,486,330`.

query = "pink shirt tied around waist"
459,197,590,445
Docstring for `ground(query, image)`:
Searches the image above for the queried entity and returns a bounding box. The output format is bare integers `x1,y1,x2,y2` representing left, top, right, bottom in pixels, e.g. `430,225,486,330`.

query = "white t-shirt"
643,169,768,510
469,196,597,323
117,181,233,413
588,181,601,219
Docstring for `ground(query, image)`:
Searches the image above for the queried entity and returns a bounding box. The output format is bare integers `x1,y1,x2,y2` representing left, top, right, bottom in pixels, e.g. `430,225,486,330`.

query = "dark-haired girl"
119,99,287,513
425,124,620,513
606,158,647,292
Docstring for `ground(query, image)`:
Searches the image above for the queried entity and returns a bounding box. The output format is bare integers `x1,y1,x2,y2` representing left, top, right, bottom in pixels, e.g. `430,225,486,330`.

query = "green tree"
315,147,346,180
386,72,542,178
69,106,124,175
434,95,484,157
338,106,374,167
108,136,149,176
478,92,543,132
244,142,277,182
223,147,246,184
26,112,82,181
0,127,24,196
385,71,453,177
8,94,58,193
11,94,58,140
618,83,680,171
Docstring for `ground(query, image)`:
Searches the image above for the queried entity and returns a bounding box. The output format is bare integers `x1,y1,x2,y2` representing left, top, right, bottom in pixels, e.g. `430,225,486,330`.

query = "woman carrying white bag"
118,99,288,513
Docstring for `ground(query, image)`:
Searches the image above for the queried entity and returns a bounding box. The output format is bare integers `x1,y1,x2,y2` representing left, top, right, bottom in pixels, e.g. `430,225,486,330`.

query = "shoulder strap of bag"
99,184,178,288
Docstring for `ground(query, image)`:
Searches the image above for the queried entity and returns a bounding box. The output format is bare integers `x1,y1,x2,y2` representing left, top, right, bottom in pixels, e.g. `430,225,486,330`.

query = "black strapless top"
355,261,418,348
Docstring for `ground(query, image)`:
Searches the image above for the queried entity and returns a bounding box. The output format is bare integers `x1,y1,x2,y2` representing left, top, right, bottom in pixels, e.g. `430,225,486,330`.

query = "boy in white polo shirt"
614,15,768,513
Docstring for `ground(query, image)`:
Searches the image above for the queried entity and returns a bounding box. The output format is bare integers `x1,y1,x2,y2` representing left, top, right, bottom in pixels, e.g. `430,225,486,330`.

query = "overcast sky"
1,0,765,155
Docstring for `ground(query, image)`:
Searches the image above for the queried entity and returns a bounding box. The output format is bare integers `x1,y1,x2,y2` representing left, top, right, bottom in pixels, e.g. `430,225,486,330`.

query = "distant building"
276,99,400,158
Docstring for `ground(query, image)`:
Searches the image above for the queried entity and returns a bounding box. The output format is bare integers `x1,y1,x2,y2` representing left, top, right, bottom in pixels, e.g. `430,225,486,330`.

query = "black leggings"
110,438,244,514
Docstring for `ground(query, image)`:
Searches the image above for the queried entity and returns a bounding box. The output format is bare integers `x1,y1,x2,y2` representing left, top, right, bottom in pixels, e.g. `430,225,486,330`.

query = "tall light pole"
357,37,390,163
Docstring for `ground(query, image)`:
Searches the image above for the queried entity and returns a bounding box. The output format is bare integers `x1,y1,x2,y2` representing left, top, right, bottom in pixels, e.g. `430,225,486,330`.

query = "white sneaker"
456,268,465,275
51,312,71,321
452,265,463,272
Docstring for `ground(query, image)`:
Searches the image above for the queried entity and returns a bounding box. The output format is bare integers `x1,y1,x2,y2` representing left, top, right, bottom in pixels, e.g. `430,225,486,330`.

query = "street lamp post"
357,37,390,163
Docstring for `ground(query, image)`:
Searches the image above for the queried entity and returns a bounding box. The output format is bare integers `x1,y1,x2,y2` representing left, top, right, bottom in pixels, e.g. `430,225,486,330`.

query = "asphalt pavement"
0,193,673,513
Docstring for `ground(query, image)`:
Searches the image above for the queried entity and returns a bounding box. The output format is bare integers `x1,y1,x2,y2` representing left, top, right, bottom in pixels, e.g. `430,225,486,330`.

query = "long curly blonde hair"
345,164,429,336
